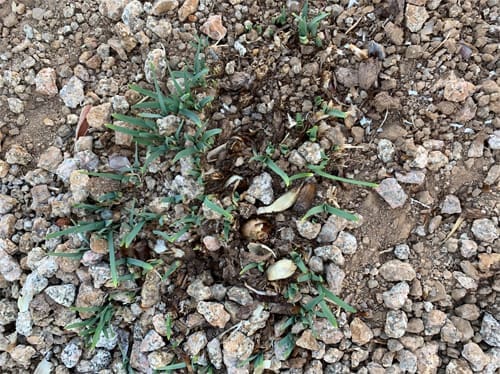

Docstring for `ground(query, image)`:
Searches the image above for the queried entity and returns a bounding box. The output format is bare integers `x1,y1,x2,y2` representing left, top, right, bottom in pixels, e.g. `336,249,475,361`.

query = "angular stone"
60,76,85,108
178,0,198,21
350,317,374,345
380,260,416,282
35,68,58,96
200,15,227,40
405,5,428,32
86,103,111,130
376,178,407,208
197,301,230,328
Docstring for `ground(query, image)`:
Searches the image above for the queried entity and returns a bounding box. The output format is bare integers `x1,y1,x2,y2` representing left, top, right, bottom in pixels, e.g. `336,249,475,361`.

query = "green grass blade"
304,294,323,311
300,205,325,221
106,124,162,140
265,158,290,187
48,251,85,259
162,260,182,281
179,108,202,126
309,166,378,188
125,258,154,272
156,362,187,372
320,285,357,313
173,147,198,164
128,84,158,99
318,299,338,328
240,262,260,275
83,171,125,181
122,220,145,248
46,221,106,239
275,333,295,361
108,232,119,287
203,196,233,222
324,205,358,222
111,113,156,130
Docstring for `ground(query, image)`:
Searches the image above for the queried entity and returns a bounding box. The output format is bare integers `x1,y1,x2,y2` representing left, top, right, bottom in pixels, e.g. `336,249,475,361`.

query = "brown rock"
200,15,227,40
178,0,198,21
350,317,374,345
152,0,179,15
358,59,381,90
335,67,358,88
405,5,429,33
296,330,320,350
197,301,230,328
385,22,404,45
444,72,476,102
86,103,112,130
35,68,58,96
373,92,401,112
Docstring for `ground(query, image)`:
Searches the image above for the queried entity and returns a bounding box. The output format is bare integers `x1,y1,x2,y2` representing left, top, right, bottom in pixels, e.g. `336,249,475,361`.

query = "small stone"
423,310,447,335
95,326,118,350
0,194,17,214
405,5,429,32
455,304,480,321
462,342,490,371
296,330,321,351
222,330,254,369
200,15,227,40
333,231,358,255
314,318,344,344
314,245,345,266
99,0,127,20
426,151,448,171
488,131,500,150
325,263,345,294
377,139,395,163
6,145,33,165
121,0,143,29
480,314,500,347
453,271,477,290
373,91,401,112
140,330,165,352
152,0,179,15
385,22,404,45
440,319,462,344
0,248,22,281
441,195,462,214
380,260,416,282
7,97,24,114
10,345,36,368
187,279,212,301
90,350,112,371
37,146,63,172
203,236,221,251
35,68,58,96
246,172,274,205
459,239,477,258
446,359,473,374
60,76,85,108
141,270,162,308
197,301,230,328
144,48,167,83
416,343,440,374
484,164,500,185
471,218,498,243
350,317,374,345
184,331,207,356
297,141,323,164
336,67,358,88
385,310,408,338
394,244,410,260
178,0,198,21
358,59,381,90
207,338,223,369
44,284,76,307
397,350,418,373
86,103,111,130
443,72,476,102
317,215,349,243
296,219,322,240
61,341,82,368
227,287,253,306
376,178,407,208
383,282,410,309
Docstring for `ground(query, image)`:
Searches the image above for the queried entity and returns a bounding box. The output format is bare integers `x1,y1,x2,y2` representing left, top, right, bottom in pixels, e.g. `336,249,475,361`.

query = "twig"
345,16,363,35
410,198,431,209
244,282,278,297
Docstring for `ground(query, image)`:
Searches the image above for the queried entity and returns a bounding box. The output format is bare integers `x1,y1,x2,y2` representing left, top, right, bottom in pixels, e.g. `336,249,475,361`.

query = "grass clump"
294,0,329,46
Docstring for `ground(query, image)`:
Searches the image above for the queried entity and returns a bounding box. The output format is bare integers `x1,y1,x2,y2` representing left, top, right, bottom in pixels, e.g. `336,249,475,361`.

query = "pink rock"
200,15,227,40
444,73,476,102
35,68,58,96
178,0,198,21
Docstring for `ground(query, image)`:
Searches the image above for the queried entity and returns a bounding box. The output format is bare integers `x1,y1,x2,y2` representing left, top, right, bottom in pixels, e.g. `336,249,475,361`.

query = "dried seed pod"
294,183,317,214
266,259,297,281
348,43,368,60
241,218,271,241
256,188,299,215
368,41,386,60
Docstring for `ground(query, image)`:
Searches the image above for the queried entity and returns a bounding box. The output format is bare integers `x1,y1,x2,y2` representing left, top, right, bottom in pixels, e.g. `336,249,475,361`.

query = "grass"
294,0,329,46
66,303,115,350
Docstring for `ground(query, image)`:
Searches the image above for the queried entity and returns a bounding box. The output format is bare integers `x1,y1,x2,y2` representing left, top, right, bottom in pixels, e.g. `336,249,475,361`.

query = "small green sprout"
294,0,329,45
273,6,287,26
66,303,115,350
